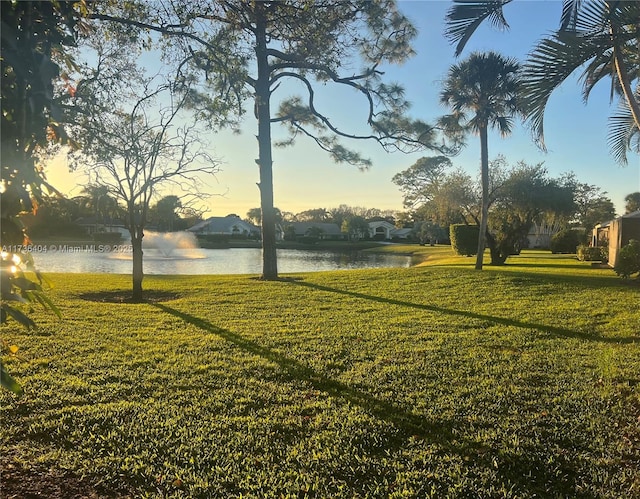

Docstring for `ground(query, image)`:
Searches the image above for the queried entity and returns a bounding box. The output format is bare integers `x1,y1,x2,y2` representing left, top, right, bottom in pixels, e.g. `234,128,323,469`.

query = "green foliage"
1,260,638,497
341,216,369,242
92,232,122,244
1,1,81,197
299,236,320,245
550,229,581,254
600,244,609,263
577,245,605,262
1,1,82,395
195,234,231,247
444,0,640,165
625,192,640,214
0,359,23,397
614,239,640,279
392,156,453,208
564,177,617,231
412,220,445,245
0,252,61,395
439,52,523,270
487,162,575,265
450,224,478,256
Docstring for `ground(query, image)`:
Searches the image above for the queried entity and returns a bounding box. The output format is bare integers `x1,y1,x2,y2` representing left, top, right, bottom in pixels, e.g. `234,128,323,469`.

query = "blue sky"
48,0,639,217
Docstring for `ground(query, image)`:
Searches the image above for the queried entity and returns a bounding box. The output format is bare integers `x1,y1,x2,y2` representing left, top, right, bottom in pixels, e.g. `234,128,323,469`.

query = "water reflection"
31,247,415,275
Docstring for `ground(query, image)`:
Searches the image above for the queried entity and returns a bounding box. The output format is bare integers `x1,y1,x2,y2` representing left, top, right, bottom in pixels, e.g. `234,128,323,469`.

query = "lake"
29,246,417,275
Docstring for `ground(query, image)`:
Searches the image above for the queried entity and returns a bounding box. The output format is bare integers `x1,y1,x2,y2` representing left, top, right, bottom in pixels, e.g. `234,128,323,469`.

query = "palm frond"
560,0,582,31
521,32,607,148
581,46,618,102
444,0,512,56
608,94,640,165
561,0,607,34
492,115,514,137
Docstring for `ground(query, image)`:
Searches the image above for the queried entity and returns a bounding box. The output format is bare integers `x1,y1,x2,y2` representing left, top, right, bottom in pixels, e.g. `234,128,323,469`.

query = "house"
286,222,346,240
368,220,396,239
367,221,413,241
74,217,129,239
603,211,640,268
390,227,413,240
188,215,259,238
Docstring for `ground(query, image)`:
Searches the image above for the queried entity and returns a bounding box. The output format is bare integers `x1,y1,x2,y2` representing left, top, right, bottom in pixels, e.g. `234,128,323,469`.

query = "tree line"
393,154,639,265
26,188,204,240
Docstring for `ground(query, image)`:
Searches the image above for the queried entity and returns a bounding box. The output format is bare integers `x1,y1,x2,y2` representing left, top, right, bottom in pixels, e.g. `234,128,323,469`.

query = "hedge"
450,224,479,256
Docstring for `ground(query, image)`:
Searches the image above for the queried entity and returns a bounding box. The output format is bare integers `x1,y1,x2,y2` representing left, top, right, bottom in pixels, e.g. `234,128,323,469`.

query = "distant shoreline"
28,237,399,252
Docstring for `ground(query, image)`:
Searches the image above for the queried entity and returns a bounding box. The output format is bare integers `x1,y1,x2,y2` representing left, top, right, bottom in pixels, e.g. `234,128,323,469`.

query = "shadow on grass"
498,262,591,270
288,281,638,344
152,302,454,445
152,302,588,497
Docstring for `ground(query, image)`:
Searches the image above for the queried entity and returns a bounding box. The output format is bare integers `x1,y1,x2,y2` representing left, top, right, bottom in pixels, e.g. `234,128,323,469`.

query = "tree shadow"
495,261,590,270
484,267,626,289
152,302,456,446
287,281,638,344
151,302,590,496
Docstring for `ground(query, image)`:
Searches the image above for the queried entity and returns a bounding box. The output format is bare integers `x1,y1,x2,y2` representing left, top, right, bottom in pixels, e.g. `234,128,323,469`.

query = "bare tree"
73,67,217,301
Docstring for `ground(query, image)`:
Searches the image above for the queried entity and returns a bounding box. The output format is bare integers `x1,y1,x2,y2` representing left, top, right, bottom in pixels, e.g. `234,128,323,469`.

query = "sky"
46,0,640,218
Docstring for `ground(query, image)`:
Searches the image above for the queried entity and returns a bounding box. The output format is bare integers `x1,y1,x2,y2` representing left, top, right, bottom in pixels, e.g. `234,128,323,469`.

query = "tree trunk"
475,124,489,270
608,9,640,132
255,6,278,280
131,230,144,302
485,231,502,265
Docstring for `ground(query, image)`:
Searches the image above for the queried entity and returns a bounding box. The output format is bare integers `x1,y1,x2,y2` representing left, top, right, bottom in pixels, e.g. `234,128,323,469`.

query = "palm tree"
445,0,640,165
439,51,521,270
79,184,119,229
625,192,640,214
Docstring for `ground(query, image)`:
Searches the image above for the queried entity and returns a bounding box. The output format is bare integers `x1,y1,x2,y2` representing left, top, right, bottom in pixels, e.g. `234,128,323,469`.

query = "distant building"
368,220,396,239
188,215,260,238
286,222,346,240
74,217,129,239
594,210,640,267
366,221,413,240
390,228,413,240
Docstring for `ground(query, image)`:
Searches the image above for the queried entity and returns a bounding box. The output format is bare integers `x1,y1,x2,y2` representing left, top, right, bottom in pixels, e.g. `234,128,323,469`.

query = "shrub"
600,244,609,263
614,239,640,279
93,232,123,244
577,245,605,262
299,236,319,245
195,234,230,247
450,224,479,256
550,229,580,254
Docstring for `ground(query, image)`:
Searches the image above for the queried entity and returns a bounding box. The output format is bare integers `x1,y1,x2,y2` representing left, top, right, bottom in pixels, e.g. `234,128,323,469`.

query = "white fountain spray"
141,231,204,259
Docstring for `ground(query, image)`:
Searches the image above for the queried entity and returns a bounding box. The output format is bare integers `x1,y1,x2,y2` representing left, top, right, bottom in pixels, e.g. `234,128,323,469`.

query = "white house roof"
368,220,395,230
188,216,258,234
391,228,412,237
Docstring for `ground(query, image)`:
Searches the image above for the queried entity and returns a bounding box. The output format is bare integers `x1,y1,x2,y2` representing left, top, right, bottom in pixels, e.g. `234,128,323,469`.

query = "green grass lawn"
1,249,639,498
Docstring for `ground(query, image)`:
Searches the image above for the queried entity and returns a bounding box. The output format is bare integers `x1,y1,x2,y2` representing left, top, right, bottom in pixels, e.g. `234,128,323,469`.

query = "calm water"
30,247,416,275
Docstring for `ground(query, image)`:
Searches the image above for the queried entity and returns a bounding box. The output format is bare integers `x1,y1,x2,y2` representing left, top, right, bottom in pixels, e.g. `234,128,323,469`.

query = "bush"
298,236,319,245
550,229,580,254
195,234,230,247
614,239,640,279
450,224,479,256
577,245,605,262
93,232,123,244
600,244,609,263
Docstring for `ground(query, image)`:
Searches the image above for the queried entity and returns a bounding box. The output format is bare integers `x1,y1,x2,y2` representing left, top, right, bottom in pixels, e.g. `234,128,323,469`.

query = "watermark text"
2,244,133,254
